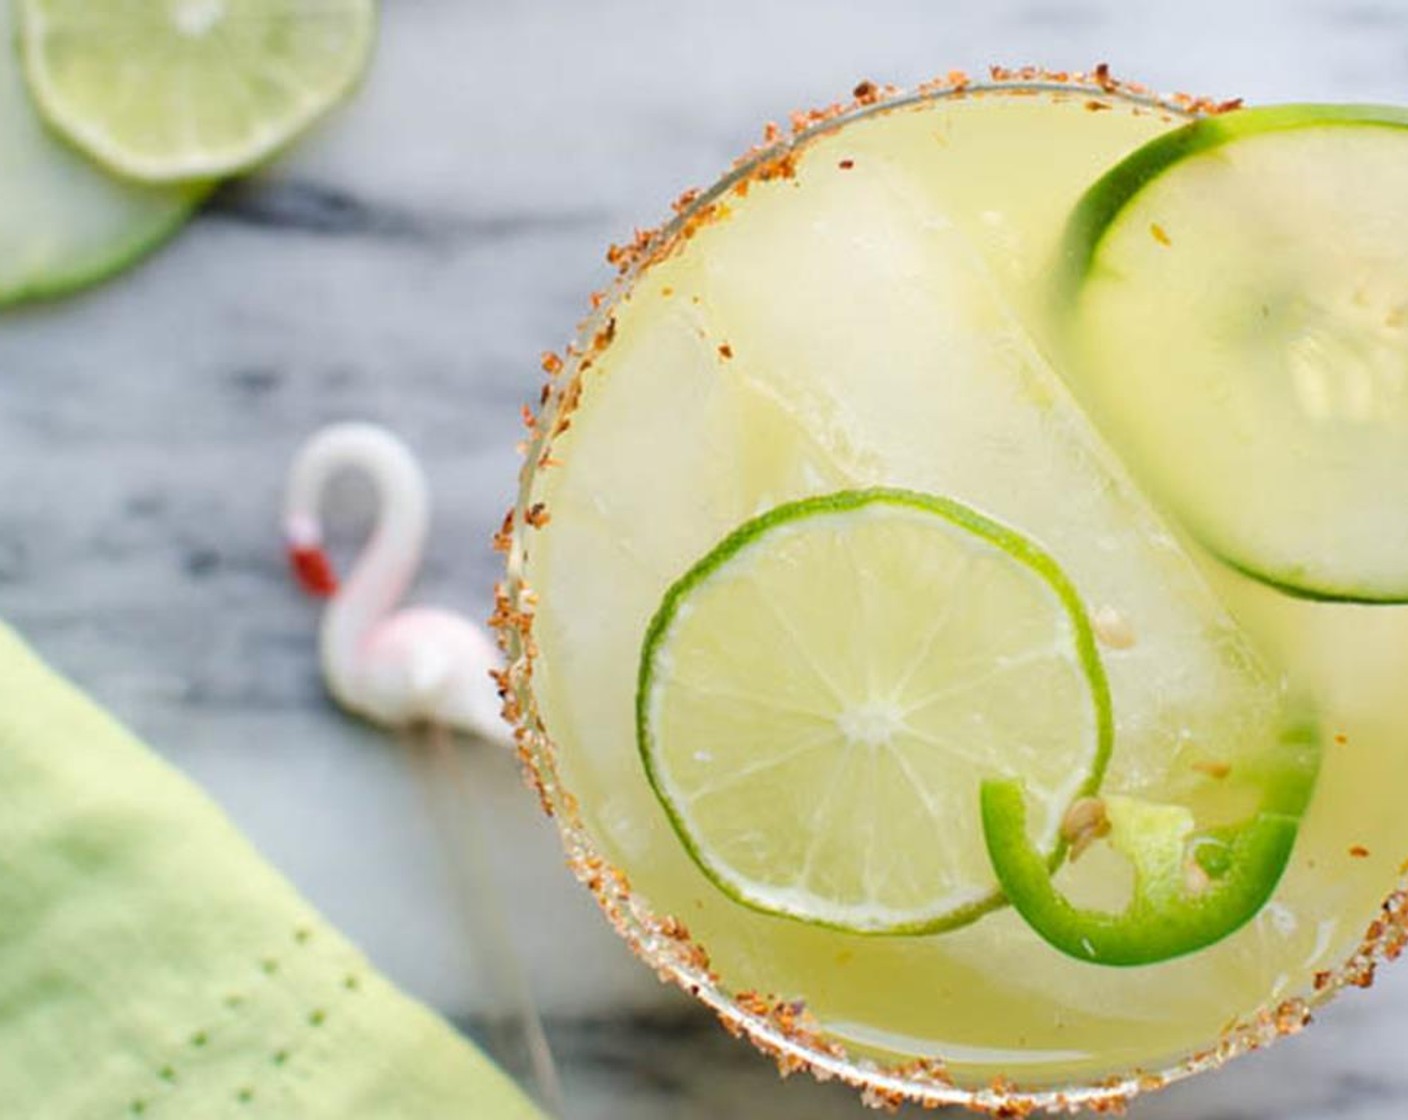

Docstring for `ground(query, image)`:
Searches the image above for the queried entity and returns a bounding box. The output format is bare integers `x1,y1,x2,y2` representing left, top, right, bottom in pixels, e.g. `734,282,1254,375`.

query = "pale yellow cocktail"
496,73,1408,1111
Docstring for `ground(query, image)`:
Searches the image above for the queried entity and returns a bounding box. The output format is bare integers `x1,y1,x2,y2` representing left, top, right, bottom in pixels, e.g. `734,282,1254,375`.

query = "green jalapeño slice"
982,719,1321,966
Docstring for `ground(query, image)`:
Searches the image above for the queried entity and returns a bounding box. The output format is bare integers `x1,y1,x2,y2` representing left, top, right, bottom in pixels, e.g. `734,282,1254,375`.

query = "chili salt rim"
489,65,1400,1115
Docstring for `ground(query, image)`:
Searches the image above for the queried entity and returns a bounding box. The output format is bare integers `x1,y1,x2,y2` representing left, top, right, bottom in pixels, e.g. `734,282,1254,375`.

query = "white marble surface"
6,0,1408,1115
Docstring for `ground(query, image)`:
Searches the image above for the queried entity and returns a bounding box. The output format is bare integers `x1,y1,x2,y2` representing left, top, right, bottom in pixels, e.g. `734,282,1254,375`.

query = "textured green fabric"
0,623,544,1119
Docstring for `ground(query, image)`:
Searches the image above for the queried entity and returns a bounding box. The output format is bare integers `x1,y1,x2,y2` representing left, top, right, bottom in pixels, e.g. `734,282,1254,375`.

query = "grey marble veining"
7,0,1408,1115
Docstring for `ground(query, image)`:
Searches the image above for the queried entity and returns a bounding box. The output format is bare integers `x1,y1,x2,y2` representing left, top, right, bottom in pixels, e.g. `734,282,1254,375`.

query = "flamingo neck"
284,424,430,694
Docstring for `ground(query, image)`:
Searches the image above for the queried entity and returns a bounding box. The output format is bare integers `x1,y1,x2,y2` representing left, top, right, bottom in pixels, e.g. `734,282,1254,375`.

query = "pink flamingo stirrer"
283,422,563,1114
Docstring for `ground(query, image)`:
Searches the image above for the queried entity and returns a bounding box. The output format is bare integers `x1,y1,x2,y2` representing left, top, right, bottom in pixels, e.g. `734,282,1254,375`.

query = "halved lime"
1063,105,1408,602
637,488,1112,935
0,0,206,304
18,0,376,182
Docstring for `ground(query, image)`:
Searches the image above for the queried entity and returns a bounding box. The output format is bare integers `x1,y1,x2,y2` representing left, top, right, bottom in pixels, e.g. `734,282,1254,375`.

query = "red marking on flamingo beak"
288,544,339,598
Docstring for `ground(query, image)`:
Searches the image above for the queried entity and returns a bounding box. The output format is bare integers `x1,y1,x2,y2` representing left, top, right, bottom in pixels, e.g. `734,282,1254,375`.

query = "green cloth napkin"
0,622,545,1119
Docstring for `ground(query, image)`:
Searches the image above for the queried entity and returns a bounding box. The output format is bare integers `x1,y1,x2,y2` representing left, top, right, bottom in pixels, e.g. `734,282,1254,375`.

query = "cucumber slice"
1063,105,1408,602
0,2,208,305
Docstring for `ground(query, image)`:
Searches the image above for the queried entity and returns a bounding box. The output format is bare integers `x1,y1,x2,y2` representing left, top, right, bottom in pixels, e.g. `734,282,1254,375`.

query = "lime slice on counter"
637,488,1112,935
17,0,376,182
1063,104,1408,602
0,0,206,304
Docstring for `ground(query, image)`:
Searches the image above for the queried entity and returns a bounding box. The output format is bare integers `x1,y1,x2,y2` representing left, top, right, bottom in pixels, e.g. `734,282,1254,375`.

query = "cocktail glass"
494,71,1408,1113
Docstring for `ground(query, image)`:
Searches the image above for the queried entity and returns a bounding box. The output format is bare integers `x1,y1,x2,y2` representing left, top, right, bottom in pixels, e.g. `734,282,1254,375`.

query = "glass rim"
492,66,1408,1114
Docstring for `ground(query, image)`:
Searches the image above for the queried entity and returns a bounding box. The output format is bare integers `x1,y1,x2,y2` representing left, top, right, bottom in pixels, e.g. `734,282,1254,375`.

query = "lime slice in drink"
637,488,1112,935
0,0,206,303
17,0,376,182
1063,105,1408,602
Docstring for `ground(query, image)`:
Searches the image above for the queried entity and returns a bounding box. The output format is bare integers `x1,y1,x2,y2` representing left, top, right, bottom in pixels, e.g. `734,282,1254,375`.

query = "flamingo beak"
287,543,339,598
